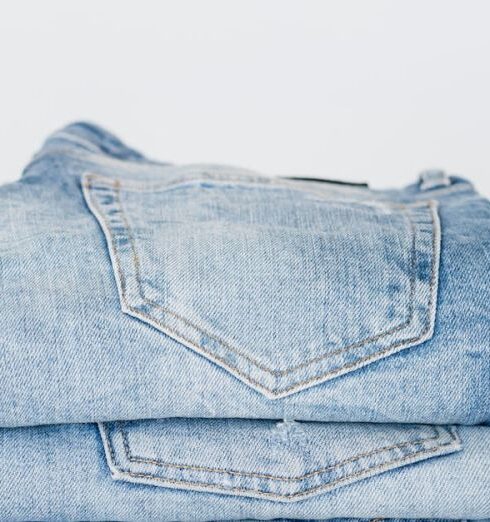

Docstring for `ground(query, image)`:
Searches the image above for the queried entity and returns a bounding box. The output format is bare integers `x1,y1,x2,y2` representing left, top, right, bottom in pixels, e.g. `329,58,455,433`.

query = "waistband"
23,121,476,202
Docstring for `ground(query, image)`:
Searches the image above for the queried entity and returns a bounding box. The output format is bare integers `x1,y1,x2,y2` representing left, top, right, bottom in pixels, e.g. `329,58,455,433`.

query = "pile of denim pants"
0,122,488,521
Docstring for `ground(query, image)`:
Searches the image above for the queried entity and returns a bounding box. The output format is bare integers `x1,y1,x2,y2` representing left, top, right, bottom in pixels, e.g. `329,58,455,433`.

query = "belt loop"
419,169,451,191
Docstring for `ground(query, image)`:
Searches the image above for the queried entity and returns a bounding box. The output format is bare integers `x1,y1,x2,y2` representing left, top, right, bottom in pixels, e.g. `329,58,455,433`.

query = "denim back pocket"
82,171,440,398
99,419,460,502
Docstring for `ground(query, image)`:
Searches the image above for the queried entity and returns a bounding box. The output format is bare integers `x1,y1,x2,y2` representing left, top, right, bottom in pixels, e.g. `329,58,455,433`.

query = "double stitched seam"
118,423,441,481
115,175,417,374
85,175,436,395
106,177,418,370
103,423,457,500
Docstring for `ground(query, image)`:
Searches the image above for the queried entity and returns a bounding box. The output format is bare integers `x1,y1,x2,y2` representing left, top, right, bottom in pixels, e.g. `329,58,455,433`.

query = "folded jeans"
0,123,488,520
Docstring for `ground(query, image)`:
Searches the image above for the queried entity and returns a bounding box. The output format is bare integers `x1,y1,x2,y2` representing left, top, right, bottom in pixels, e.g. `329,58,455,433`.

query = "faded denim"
0,123,488,520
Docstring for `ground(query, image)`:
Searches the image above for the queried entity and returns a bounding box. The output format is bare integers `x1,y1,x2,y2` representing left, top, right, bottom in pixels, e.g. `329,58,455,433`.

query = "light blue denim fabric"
0,122,488,426
0,422,488,520
0,123,489,520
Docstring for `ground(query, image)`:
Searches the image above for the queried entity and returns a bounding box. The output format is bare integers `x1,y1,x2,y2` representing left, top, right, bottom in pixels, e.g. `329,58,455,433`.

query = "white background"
1,0,489,195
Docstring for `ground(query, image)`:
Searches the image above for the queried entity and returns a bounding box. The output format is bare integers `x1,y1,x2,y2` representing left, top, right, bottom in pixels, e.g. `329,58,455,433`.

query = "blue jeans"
0,123,488,520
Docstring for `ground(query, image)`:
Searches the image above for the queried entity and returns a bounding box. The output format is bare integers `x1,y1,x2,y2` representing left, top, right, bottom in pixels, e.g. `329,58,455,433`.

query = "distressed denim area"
99,420,459,502
0,123,489,520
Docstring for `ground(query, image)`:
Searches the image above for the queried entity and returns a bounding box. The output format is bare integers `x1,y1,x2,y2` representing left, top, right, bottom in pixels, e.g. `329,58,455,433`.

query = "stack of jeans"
0,123,488,521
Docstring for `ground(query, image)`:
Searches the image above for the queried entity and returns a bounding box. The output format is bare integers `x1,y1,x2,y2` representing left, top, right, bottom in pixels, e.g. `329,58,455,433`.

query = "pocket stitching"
113,178,418,375
101,422,459,501
119,421,440,481
84,174,439,396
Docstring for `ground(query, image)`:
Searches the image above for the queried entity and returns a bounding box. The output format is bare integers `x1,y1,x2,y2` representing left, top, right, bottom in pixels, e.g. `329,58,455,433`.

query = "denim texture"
0,123,488,520
0,423,488,520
